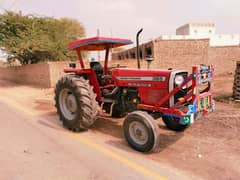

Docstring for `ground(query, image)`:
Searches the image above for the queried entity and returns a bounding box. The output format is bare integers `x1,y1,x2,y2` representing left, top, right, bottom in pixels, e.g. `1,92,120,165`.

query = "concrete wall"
189,23,215,36
209,35,240,47
158,34,240,47
176,24,190,35
176,23,215,36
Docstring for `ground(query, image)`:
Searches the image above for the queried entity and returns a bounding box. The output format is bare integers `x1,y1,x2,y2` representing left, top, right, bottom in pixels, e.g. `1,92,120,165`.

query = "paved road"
0,101,190,180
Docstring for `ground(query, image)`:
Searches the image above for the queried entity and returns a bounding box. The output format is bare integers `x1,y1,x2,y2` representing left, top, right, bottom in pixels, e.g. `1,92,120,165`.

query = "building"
176,23,216,36
175,23,240,46
111,23,240,75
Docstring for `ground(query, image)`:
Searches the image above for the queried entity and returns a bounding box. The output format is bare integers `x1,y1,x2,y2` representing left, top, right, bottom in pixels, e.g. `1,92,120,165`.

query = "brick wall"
208,46,240,75
1,42,240,88
112,39,240,75
48,61,84,87
110,58,149,69
48,61,71,87
0,61,90,88
153,39,209,72
0,63,50,87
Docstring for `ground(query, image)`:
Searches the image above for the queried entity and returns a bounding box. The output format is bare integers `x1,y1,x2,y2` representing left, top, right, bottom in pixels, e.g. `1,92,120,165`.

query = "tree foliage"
0,11,85,65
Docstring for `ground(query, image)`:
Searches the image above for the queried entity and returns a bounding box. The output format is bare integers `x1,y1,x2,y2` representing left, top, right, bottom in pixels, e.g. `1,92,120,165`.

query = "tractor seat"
90,61,103,75
90,61,104,85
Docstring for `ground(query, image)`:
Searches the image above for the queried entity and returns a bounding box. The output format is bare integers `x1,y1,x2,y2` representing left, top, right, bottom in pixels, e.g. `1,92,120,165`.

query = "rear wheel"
55,75,98,131
162,116,188,131
123,111,160,153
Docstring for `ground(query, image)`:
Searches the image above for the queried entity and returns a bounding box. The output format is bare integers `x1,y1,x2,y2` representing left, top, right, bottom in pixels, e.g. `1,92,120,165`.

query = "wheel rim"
129,121,149,145
59,88,78,120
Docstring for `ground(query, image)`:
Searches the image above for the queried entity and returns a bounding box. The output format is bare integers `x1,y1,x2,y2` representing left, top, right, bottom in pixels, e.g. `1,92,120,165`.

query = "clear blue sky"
0,0,240,43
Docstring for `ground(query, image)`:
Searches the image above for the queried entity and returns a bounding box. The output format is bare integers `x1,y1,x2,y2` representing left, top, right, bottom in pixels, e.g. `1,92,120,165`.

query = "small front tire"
162,116,188,131
123,111,160,153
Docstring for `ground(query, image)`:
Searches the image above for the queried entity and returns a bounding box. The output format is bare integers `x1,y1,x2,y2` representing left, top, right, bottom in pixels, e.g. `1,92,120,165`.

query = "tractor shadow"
38,112,184,153
93,118,184,153
157,125,184,150
102,121,184,153
91,117,124,139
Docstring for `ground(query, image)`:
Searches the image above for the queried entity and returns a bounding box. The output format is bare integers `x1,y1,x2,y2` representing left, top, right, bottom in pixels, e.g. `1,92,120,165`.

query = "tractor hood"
112,68,172,79
112,68,172,87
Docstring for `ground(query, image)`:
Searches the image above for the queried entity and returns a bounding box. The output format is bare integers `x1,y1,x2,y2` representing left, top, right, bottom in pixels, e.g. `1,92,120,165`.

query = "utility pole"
110,28,113,56
97,29,100,61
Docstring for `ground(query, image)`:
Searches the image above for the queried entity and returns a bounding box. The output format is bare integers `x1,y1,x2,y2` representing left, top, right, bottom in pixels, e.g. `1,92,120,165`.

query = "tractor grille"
174,72,188,104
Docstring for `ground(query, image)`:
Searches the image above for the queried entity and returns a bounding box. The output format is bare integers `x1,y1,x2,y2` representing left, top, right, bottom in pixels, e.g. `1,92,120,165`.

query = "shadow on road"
38,112,184,153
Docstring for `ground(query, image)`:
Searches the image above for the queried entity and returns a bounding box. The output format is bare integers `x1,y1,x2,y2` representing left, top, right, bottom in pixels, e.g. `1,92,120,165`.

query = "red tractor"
55,30,215,152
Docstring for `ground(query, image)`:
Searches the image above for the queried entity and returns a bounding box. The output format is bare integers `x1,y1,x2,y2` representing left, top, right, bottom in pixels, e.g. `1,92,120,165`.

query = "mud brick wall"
233,62,240,99
112,39,240,75
112,39,209,73
48,61,83,87
0,61,87,88
110,58,149,69
1,40,240,88
0,63,50,87
153,39,209,72
208,46,240,75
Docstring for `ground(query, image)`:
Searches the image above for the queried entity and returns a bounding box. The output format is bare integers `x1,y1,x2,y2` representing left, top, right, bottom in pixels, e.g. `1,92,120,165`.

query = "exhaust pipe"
136,28,143,69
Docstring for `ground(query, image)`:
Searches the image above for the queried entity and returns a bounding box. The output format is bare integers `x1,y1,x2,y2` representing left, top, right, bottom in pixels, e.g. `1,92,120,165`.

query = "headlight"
175,75,184,85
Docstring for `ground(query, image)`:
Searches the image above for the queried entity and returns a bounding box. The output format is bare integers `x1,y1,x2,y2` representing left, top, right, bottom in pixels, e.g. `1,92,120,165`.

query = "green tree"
0,11,86,65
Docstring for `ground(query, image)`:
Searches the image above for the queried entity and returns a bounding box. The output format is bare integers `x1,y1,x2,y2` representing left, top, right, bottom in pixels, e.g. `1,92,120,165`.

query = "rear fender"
64,68,101,101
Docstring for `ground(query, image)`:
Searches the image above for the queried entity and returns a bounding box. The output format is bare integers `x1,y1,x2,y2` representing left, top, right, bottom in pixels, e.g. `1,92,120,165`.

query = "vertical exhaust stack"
136,28,143,69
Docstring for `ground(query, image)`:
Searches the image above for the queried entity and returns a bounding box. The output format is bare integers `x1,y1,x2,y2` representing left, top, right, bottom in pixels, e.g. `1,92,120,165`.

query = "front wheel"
123,111,160,153
162,116,188,131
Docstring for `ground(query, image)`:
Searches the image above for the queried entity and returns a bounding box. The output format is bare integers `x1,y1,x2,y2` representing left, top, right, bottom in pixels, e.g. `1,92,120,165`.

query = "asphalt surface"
0,101,191,180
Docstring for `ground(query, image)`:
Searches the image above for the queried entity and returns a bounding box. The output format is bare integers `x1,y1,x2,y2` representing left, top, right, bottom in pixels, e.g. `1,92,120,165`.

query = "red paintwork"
64,68,102,101
104,48,110,74
137,65,214,118
63,36,214,121
65,36,133,101
156,74,193,107
137,104,184,116
112,68,171,106
76,50,85,69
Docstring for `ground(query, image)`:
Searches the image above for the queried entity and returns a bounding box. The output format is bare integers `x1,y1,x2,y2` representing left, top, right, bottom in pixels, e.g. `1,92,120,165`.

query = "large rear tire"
162,116,188,131
55,75,98,131
123,111,160,153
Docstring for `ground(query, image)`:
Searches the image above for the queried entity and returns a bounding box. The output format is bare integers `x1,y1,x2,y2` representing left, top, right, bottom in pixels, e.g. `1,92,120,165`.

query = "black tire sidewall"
124,113,155,152
55,79,82,128
162,116,188,131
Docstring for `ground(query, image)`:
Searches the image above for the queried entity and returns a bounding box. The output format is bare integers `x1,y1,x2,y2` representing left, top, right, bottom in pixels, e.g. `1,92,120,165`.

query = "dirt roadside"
0,75,239,180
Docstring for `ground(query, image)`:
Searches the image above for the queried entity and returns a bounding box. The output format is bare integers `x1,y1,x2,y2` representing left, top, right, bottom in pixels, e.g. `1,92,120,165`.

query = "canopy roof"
68,36,133,51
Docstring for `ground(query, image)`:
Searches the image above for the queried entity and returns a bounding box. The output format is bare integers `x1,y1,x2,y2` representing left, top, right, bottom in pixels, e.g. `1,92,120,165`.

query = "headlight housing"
174,75,184,85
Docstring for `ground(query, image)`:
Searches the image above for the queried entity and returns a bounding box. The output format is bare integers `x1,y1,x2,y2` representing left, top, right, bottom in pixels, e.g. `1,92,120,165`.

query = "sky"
0,0,240,44
0,0,240,60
